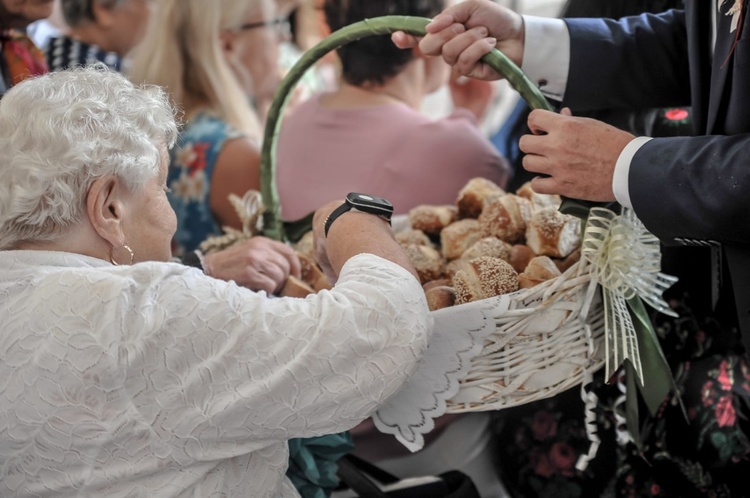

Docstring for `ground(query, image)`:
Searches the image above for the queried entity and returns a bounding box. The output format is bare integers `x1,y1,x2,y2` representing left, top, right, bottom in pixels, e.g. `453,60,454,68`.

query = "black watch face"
346,193,394,218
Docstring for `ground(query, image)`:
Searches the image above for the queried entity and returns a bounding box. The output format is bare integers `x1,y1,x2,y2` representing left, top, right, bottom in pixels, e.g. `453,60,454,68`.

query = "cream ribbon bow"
581,207,678,385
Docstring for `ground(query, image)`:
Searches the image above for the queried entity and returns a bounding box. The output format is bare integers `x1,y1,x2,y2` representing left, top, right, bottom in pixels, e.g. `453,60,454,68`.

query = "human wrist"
326,212,416,280
325,210,393,241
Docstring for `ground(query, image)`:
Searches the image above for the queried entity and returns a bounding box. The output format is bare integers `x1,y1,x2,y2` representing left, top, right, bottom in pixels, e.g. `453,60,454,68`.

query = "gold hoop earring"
110,244,135,266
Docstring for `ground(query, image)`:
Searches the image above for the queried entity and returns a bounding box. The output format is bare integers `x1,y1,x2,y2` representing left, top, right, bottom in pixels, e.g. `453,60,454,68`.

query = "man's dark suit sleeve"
630,134,750,245
563,11,691,112
561,11,750,247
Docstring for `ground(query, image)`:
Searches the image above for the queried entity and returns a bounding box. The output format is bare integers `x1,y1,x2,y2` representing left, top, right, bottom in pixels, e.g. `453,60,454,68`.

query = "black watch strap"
179,250,204,272
324,202,354,237
324,193,394,237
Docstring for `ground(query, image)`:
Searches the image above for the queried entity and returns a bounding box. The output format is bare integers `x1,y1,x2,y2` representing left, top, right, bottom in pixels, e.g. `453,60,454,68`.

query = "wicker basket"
260,16,606,411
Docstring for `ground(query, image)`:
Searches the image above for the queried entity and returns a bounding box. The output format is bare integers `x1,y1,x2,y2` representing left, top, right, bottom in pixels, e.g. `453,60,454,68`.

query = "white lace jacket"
0,251,431,497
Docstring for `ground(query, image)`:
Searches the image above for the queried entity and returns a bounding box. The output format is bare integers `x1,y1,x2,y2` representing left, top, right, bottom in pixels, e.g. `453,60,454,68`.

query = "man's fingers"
454,37,498,79
391,31,419,49
518,133,551,157
419,23,465,56
529,175,562,196
526,108,561,135
425,13,456,34
440,26,487,66
521,152,552,175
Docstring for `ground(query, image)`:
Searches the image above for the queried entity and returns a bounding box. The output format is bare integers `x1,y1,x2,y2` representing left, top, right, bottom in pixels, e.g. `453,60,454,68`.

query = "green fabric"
287,433,354,498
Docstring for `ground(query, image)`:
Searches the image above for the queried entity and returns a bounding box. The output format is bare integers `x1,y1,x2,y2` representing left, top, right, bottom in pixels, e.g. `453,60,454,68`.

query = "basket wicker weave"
443,258,605,412
260,16,606,411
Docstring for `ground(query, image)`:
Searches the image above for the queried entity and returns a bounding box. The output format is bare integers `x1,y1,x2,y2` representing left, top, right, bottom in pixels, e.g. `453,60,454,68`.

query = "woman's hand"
392,0,524,80
204,236,301,294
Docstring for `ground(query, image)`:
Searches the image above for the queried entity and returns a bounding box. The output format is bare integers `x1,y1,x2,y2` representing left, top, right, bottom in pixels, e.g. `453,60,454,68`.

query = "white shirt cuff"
521,16,570,101
612,136,652,209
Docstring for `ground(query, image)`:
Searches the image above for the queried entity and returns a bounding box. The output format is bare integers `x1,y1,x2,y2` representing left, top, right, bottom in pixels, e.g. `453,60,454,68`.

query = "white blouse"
0,251,431,497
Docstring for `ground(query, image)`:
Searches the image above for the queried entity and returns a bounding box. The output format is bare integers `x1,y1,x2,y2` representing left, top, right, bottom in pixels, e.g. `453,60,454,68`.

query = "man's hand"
204,237,301,294
392,0,524,80
520,109,635,202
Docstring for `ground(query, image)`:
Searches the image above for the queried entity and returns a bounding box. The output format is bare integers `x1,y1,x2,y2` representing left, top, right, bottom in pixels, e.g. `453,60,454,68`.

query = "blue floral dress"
168,112,243,255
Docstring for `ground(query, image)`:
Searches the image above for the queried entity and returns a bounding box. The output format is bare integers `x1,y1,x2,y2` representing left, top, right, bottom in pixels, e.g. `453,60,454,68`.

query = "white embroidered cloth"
372,301,495,452
0,251,431,497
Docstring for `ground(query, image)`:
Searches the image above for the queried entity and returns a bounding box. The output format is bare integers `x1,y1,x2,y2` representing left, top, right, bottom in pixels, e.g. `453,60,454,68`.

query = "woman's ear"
219,29,236,57
86,176,126,247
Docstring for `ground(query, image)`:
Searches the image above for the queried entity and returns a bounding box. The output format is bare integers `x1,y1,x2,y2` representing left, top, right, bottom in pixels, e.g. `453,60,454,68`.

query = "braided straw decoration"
199,190,265,254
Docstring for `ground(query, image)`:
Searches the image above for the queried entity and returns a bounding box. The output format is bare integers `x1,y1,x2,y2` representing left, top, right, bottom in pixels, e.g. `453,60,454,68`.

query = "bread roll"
298,252,332,292
452,256,519,304
440,219,482,260
516,181,562,211
455,177,506,219
404,243,445,284
554,248,581,274
509,244,536,273
525,208,581,258
396,228,432,247
294,230,316,262
518,256,562,289
444,258,474,280
408,205,457,235
423,278,451,291
425,285,456,311
280,275,315,298
462,236,512,262
478,194,533,243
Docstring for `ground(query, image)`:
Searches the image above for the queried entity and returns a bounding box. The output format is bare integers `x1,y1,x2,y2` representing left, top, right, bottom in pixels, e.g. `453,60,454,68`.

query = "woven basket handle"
260,15,554,242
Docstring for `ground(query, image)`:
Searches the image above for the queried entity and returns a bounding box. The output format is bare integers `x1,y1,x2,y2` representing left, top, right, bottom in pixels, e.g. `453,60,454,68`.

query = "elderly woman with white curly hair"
0,65,431,497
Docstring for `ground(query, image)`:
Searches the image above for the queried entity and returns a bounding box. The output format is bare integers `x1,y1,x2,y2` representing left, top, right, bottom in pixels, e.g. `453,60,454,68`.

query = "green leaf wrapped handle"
260,15,554,241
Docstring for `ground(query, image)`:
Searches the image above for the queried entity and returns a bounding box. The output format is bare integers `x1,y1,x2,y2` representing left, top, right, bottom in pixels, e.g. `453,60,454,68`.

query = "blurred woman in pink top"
275,0,509,220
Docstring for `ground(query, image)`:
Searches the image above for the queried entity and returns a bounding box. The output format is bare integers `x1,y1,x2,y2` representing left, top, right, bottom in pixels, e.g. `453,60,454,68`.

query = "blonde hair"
129,0,264,140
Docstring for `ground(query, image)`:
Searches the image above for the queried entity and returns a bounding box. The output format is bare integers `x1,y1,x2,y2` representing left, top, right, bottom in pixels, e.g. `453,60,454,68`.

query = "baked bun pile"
400,178,581,309
288,179,581,306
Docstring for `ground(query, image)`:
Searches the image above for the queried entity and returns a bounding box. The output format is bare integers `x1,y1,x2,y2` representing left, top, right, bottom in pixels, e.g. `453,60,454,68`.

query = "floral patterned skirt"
491,293,750,498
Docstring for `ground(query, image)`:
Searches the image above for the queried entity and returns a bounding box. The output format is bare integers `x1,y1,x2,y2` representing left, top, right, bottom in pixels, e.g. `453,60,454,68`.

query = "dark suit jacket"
561,1,750,354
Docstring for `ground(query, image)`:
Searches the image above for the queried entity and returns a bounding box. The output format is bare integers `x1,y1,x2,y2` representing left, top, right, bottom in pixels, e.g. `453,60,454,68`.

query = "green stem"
261,15,553,241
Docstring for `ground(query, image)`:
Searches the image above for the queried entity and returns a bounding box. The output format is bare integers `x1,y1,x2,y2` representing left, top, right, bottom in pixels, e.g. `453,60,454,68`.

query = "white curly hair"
0,64,178,250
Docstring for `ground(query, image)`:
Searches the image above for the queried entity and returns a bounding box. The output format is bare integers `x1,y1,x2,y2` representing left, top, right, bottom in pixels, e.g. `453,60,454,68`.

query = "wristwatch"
324,192,394,237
